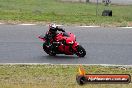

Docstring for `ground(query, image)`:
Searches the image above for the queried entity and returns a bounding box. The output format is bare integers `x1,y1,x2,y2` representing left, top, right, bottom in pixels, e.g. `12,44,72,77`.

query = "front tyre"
76,45,86,57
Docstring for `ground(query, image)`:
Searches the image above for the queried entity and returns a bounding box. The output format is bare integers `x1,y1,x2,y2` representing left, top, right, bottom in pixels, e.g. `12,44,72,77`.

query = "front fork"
72,41,79,52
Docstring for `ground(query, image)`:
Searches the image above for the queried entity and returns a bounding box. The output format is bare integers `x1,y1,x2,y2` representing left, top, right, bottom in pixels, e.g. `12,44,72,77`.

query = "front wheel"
76,45,86,57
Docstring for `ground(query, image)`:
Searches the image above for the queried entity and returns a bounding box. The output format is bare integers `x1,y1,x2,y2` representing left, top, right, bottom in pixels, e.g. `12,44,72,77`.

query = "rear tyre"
76,45,86,57
43,43,49,54
43,43,56,56
49,51,56,56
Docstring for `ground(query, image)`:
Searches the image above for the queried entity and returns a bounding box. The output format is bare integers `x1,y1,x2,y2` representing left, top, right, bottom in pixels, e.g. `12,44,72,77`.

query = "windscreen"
63,32,70,37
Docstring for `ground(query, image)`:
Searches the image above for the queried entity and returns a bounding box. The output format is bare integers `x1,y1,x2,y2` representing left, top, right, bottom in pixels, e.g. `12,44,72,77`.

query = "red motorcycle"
38,30,86,57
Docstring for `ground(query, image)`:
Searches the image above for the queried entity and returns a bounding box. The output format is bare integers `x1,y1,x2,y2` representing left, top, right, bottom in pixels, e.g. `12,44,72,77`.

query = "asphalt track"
0,24,132,65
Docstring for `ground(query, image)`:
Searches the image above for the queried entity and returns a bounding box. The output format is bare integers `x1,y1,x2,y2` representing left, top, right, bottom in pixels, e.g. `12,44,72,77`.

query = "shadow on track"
40,55,81,59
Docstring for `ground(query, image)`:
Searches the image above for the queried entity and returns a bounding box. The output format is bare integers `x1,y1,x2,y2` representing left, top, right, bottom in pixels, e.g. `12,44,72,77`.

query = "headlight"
68,41,74,44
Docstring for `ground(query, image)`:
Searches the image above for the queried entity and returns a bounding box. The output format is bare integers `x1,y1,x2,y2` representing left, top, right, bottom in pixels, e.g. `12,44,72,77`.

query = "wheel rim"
76,46,86,57
77,49,84,56
79,49,84,55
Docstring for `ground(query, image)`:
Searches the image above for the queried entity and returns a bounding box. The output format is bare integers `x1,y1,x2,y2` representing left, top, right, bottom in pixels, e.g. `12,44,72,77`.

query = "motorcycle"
38,30,86,57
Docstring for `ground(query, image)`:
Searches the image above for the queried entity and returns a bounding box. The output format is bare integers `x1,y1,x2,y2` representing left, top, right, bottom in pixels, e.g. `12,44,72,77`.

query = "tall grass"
0,65,132,88
0,0,131,26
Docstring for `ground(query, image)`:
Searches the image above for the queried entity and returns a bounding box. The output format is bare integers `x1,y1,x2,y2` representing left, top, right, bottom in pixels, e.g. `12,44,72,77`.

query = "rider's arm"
44,32,52,40
56,27,65,32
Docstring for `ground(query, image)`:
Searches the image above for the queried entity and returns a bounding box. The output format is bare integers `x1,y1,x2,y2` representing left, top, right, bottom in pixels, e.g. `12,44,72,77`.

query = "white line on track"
119,27,132,29
0,23,4,24
78,26,100,28
0,63,51,65
0,63,132,67
54,64,132,67
0,22,132,29
18,24,36,26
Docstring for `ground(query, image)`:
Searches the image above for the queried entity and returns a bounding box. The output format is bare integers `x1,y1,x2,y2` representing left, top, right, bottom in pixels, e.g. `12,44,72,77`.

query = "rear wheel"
43,43,49,54
48,51,56,56
76,45,86,57
43,43,56,56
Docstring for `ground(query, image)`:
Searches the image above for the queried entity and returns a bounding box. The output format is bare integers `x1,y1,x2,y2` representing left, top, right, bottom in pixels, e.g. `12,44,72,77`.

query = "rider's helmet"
49,24,57,33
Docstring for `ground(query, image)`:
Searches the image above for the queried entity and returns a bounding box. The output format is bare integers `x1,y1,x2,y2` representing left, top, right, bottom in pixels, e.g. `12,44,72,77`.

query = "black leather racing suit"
44,27,65,52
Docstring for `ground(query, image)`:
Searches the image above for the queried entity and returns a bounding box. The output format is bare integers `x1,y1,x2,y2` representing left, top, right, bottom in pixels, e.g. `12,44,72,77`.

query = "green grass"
0,65,132,88
0,0,132,26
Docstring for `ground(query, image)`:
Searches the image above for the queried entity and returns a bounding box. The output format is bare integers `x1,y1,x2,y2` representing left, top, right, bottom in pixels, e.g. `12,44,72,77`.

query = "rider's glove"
61,29,65,32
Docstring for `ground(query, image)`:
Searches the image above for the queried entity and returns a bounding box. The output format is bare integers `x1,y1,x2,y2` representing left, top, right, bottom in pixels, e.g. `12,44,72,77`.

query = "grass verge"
0,64,132,88
0,0,132,26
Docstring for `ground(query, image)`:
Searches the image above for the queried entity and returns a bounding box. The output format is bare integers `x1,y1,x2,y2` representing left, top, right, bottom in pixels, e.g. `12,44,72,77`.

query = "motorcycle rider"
45,24,65,42
44,24,65,54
